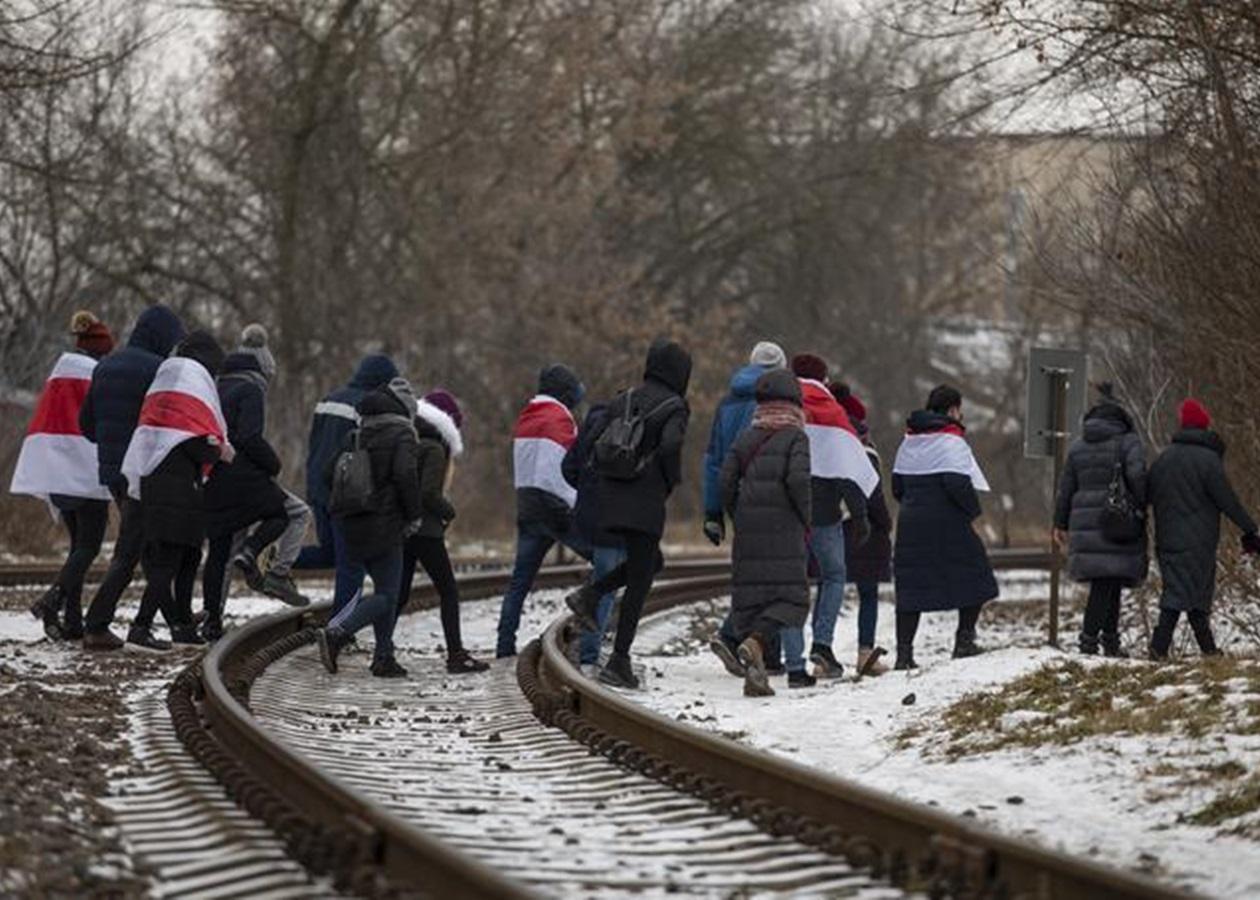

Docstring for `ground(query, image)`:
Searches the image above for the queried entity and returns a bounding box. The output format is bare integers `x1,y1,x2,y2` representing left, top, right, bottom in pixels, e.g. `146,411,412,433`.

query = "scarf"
752,400,805,432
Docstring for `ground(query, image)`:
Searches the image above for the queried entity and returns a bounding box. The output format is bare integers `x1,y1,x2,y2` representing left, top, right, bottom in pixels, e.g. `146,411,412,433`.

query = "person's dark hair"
926,384,962,415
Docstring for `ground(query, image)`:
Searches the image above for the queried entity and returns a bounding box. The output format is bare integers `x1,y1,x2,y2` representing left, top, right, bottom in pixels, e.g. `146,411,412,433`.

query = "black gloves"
1241,533,1260,555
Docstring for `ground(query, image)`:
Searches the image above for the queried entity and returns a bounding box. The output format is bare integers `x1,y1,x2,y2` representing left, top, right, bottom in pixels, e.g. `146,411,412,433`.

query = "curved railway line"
8,550,1192,897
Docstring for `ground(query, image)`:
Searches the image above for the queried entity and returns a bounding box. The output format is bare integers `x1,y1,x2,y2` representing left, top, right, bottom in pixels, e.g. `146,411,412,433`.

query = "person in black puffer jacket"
318,378,423,678
1053,385,1149,657
1147,398,1260,659
397,390,489,675
722,369,812,697
566,338,691,689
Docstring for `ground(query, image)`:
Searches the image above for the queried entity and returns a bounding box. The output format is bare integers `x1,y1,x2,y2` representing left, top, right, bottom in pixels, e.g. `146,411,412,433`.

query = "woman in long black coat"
890,385,998,670
1053,389,1148,657
721,369,811,697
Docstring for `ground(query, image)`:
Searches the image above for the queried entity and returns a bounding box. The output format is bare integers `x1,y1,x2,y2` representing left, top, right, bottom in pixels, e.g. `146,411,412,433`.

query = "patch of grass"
1186,776,1260,827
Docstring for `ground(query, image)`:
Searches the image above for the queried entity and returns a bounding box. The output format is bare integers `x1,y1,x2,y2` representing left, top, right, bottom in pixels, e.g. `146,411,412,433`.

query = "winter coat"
846,446,892,583
326,387,423,563
204,353,287,537
892,411,998,612
721,384,812,637
305,355,399,507
79,306,185,491
410,399,462,540
593,340,692,539
1053,404,1149,586
515,386,580,535
1148,429,1258,612
562,404,622,547
140,437,220,546
702,364,764,518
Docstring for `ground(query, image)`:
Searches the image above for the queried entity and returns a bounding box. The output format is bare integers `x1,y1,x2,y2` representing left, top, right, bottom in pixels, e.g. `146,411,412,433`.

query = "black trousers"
138,540,201,630
896,606,981,647
1081,578,1123,641
52,499,109,631
588,531,663,656
399,536,464,655
1151,607,1217,656
85,483,145,634
202,514,288,624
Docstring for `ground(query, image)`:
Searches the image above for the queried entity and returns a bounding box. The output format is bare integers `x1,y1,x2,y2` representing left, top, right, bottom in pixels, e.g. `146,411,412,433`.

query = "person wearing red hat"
1147,398,1260,658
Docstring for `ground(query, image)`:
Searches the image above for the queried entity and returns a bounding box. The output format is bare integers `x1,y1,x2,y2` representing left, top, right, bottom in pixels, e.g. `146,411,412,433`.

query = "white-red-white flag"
512,395,578,507
892,422,990,491
9,352,111,505
799,379,880,496
121,357,229,499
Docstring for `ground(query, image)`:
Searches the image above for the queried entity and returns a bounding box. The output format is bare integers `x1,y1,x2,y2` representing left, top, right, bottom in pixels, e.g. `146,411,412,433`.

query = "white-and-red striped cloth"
799,379,880,496
892,423,990,491
511,395,578,507
9,352,111,504
121,356,229,499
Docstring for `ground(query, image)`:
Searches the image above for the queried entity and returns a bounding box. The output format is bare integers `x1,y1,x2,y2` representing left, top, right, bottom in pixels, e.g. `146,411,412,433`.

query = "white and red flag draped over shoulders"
121,356,229,499
892,421,991,491
9,352,112,506
512,395,578,507
798,379,880,496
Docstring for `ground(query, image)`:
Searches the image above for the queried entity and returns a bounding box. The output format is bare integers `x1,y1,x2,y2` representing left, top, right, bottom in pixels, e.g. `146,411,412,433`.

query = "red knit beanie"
791,353,828,383
1179,398,1211,430
70,310,114,358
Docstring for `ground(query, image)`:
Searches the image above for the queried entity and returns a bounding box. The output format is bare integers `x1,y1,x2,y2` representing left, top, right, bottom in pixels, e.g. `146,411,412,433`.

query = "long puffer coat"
594,339,691,539
1053,403,1149,586
1148,428,1258,612
722,370,812,638
892,411,998,612
845,445,892,584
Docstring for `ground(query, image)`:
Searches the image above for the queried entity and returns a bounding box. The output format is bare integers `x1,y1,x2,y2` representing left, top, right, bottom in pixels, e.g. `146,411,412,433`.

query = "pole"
1047,371,1069,648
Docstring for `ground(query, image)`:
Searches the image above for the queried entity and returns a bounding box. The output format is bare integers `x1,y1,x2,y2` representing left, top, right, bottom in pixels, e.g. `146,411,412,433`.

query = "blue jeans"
783,523,846,672
328,517,367,618
578,545,628,665
294,501,336,569
856,580,879,649
495,519,592,657
327,545,402,663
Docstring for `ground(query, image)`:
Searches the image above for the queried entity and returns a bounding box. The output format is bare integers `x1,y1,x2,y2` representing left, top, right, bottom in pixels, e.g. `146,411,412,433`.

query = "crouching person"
721,370,811,697
317,378,422,678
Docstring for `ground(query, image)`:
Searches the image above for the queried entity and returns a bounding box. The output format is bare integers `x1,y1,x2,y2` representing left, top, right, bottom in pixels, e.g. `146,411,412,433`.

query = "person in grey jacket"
721,369,812,698
1052,386,1148,657
1147,398,1260,659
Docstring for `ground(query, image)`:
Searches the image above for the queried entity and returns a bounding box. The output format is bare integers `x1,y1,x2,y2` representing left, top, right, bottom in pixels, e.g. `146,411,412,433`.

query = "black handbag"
1099,438,1143,543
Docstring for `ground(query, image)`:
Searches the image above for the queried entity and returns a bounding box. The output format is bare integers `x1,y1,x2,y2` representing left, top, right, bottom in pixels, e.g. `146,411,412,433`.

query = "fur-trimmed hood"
416,398,464,457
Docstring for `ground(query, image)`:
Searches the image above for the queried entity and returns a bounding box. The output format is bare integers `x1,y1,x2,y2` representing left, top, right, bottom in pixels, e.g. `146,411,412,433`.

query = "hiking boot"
61,624,84,642
261,572,310,607
317,627,348,674
232,549,267,592
83,628,124,651
370,656,408,678
446,649,489,674
170,624,206,646
200,619,225,643
1079,633,1100,656
952,632,985,659
126,627,171,653
736,637,772,697
565,584,601,632
894,645,918,671
809,644,845,679
598,652,640,689
857,646,889,677
1100,634,1129,659
31,586,64,641
788,670,817,689
710,638,746,678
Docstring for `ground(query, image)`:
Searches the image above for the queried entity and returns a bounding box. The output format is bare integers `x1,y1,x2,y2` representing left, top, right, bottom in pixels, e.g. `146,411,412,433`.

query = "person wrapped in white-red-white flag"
10,351,113,508
798,377,880,497
892,413,990,490
512,393,579,507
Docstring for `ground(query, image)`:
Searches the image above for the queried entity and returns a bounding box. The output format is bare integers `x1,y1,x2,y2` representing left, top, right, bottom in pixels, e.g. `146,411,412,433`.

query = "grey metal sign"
1025,347,1088,459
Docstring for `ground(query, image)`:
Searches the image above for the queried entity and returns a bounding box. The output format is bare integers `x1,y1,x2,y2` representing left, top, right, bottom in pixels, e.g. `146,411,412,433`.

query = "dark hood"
1172,428,1226,456
643,338,691,396
1084,401,1134,434
906,409,963,435
128,305,185,357
1082,409,1132,443
176,330,225,377
754,368,801,405
350,354,400,391
538,364,585,409
219,351,263,377
358,384,412,418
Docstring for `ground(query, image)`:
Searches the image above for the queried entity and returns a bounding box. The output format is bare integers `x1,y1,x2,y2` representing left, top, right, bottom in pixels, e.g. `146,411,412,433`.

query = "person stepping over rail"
1052,383,1149,659
703,341,789,679
566,339,692,689
832,383,893,677
78,305,187,651
317,377,423,679
890,385,998,670
787,354,879,687
496,365,591,658
12,311,116,642
1148,398,1260,660
720,369,812,698
121,331,231,651
397,390,489,675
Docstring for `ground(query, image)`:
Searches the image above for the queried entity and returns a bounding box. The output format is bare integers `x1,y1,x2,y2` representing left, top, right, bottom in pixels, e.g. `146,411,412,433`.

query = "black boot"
370,656,408,678
894,645,918,671
446,648,489,674
952,631,985,659
598,651,640,689
31,585,64,641
170,623,206,645
1079,633,1100,656
1100,634,1129,659
565,584,601,632
317,626,349,674
232,548,266,593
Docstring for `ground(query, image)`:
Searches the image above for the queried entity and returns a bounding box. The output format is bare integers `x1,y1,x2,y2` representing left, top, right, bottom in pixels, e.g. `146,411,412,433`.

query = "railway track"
142,552,1193,899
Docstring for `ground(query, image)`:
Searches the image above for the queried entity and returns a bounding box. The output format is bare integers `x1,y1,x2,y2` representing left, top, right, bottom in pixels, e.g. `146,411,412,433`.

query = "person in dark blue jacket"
294,354,399,615
78,305,186,650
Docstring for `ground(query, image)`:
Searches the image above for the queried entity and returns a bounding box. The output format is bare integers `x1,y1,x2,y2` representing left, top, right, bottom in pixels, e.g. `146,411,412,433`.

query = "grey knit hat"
238,323,277,381
749,340,787,369
386,376,418,417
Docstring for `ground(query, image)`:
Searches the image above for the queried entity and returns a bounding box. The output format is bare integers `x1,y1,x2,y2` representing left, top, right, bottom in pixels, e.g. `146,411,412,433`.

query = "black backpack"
594,388,683,481
329,430,375,518
1100,437,1144,543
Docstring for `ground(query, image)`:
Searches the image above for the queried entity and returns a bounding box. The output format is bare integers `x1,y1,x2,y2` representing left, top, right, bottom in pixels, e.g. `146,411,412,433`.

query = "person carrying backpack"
317,377,423,678
566,338,691,688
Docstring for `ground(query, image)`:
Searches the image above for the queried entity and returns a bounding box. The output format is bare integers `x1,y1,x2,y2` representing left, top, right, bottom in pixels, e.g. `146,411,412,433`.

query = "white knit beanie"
749,341,787,369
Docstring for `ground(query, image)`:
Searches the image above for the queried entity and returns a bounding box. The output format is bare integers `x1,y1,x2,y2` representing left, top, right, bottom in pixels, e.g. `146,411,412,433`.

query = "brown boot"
857,646,889,677
737,635,775,697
